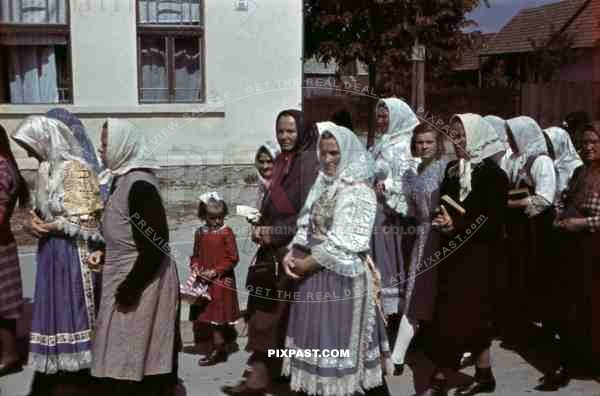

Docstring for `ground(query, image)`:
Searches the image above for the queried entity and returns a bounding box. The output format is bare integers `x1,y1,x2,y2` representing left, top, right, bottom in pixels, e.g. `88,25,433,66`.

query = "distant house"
479,0,600,84
303,57,369,97
451,33,494,87
478,0,600,123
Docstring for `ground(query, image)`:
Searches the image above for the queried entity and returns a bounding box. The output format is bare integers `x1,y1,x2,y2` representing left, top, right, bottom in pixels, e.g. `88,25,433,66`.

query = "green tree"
304,0,487,145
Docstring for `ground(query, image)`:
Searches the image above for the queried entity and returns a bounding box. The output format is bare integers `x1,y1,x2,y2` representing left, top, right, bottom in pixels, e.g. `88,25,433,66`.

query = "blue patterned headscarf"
46,108,109,200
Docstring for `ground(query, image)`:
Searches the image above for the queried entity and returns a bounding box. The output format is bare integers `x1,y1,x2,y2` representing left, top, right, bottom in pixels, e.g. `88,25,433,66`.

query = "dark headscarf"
259,110,319,246
46,108,108,200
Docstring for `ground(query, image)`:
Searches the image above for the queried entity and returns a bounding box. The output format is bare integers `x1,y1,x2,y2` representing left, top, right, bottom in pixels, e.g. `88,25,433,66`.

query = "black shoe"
221,382,266,396
393,364,404,376
455,379,496,395
535,367,570,391
198,347,227,366
419,377,448,396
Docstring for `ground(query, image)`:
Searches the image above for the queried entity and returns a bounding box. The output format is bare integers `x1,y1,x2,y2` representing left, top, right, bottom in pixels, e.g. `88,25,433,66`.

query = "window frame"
0,0,73,105
136,0,206,104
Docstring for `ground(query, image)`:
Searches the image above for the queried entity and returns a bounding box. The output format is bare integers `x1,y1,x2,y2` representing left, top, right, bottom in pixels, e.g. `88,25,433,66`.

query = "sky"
467,0,563,33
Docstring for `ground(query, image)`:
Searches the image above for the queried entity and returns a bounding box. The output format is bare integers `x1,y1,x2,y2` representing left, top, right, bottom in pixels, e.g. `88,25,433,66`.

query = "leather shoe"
221,382,266,396
455,379,496,395
198,347,227,366
535,367,570,391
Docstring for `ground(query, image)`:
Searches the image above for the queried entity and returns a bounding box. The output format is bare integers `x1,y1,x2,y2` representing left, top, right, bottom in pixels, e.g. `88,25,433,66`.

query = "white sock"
391,315,418,365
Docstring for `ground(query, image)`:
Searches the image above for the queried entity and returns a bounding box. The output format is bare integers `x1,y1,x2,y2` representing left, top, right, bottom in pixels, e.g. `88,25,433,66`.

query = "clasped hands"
282,250,318,280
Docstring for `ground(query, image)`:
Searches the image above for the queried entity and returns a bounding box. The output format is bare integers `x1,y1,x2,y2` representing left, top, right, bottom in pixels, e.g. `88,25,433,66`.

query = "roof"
453,33,494,71
480,0,599,56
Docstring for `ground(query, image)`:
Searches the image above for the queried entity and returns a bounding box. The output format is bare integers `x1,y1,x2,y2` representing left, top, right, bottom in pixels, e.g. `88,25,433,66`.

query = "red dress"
192,225,241,325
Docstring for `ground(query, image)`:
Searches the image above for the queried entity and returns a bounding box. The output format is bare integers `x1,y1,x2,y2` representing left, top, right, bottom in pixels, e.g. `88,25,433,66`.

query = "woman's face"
276,115,298,152
375,106,390,137
319,136,341,177
255,151,274,179
581,129,600,163
99,126,108,165
451,120,467,159
415,132,437,160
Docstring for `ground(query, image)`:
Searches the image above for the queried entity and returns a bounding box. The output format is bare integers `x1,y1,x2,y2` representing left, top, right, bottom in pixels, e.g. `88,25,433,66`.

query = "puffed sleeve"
311,183,377,277
379,143,419,216
213,226,240,275
525,156,556,217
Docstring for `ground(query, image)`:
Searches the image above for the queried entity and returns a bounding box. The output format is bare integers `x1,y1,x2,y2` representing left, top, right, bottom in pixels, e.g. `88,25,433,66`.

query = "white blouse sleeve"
380,143,419,215
525,156,556,217
311,184,376,278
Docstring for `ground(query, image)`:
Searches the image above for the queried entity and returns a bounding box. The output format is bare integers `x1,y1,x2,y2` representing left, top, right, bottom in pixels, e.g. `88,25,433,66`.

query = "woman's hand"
554,217,587,232
374,181,386,195
282,251,301,280
292,255,318,277
432,205,453,231
87,250,104,268
29,210,53,238
258,226,273,246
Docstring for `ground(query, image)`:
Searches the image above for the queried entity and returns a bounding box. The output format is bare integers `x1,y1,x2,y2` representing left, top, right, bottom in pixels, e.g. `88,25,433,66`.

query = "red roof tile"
480,0,598,55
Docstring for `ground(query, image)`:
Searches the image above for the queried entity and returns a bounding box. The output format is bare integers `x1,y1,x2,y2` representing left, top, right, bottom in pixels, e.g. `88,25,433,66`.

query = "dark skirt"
504,207,556,322
559,231,600,371
0,240,23,319
424,241,493,370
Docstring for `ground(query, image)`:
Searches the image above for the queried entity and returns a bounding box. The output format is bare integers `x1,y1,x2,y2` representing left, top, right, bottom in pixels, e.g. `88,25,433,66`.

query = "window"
0,0,72,104
137,0,205,103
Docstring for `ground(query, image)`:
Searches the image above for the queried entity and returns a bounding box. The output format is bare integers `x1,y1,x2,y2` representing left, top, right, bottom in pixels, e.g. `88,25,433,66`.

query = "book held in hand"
508,187,530,200
440,195,466,216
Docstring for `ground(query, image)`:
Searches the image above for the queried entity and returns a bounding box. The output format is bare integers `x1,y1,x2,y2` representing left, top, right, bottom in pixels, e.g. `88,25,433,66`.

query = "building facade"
0,0,302,168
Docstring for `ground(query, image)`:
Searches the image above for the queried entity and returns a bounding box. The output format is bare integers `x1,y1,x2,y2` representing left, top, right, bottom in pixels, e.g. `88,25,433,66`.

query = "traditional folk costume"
283,124,392,396
555,163,600,374
91,119,180,394
545,127,583,204
424,114,508,379
244,110,319,376
504,117,557,327
11,116,103,373
370,98,420,316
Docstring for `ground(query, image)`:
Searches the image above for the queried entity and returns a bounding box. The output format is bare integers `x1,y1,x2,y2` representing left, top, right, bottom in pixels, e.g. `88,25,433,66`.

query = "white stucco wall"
0,0,302,167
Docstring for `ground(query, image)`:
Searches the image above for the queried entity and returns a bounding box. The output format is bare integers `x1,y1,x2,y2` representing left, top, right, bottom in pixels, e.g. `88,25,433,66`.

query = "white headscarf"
506,116,548,158
99,118,161,184
545,126,583,193
306,124,375,206
257,140,280,161
483,115,509,150
450,113,505,201
11,116,88,216
371,98,420,157
316,121,338,135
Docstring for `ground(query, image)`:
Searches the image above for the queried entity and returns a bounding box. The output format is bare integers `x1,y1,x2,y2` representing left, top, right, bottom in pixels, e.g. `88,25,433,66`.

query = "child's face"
255,151,274,179
206,207,225,228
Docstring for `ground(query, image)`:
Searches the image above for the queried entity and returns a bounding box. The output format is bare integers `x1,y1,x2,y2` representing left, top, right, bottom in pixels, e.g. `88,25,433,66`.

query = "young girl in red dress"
190,192,241,366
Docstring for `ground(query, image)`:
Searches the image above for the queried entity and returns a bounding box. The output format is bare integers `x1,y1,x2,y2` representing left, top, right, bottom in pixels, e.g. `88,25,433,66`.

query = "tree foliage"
304,0,487,95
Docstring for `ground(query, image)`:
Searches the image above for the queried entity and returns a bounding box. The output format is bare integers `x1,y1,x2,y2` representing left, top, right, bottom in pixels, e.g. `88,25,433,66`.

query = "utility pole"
411,39,426,112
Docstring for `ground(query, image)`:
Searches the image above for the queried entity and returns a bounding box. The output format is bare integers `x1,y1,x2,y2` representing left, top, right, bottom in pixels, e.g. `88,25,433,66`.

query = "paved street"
2,217,599,396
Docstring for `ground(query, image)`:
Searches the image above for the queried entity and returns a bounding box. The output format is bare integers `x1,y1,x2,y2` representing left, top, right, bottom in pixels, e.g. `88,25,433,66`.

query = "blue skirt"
29,236,97,374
